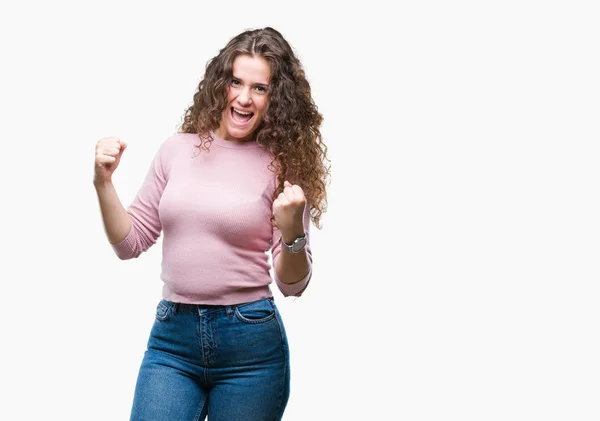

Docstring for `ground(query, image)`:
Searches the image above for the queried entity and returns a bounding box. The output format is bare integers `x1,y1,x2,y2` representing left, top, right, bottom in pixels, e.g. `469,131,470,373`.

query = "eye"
231,78,241,86
255,86,268,94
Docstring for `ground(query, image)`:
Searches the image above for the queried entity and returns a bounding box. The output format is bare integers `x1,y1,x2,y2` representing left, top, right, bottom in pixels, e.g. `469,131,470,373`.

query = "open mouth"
231,107,254,124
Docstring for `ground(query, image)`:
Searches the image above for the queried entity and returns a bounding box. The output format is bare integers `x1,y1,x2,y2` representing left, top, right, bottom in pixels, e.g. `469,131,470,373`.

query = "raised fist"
273,180,306,241
94,137,127,184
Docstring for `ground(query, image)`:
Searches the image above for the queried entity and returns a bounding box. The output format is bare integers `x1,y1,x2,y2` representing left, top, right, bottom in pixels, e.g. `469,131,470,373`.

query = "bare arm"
94,137,132,245
274,225,311,284
94,179,132,245
271,181,313,296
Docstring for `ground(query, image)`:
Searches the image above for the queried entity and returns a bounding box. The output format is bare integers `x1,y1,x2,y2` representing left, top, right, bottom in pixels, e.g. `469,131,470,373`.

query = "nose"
237,87,252,106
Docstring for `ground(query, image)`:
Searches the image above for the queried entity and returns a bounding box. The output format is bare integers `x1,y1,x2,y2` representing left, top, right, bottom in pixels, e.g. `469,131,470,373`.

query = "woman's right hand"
94,137,127,185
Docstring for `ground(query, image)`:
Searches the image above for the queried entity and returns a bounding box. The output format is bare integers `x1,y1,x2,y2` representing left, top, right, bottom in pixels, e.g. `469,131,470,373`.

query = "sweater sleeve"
111,138,172,259
270,201,313,297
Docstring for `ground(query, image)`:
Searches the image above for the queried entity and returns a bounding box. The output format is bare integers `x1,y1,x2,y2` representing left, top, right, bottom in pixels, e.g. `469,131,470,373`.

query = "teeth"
233,108,252,116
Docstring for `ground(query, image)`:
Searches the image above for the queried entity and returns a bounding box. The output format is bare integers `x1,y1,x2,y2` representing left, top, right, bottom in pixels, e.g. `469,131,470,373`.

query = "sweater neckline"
209,131,261,149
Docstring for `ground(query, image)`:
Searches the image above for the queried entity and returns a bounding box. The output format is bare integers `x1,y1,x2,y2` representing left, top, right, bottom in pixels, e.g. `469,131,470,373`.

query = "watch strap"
280,233,307,253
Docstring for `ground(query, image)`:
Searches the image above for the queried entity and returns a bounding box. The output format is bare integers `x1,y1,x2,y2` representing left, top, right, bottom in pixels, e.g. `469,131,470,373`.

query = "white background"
1,0,599,420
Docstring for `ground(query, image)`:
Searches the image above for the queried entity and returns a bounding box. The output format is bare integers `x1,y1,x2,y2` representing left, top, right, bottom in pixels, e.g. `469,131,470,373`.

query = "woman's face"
215,54,271,142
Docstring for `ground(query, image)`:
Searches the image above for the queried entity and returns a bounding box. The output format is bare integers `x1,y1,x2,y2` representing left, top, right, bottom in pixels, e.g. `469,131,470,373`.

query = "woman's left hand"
273,181,306,242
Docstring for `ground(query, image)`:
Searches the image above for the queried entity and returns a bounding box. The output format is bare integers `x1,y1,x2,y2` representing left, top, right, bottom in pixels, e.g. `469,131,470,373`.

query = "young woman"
93,27,329,420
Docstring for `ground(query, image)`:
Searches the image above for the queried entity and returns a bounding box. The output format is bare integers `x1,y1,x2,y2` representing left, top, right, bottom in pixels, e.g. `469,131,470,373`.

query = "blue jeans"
129,297,291,421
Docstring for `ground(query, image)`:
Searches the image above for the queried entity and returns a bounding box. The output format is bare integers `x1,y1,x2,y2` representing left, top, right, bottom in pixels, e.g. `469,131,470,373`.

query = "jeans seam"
193,399,206,421
272,310,288,421
233,308,276,324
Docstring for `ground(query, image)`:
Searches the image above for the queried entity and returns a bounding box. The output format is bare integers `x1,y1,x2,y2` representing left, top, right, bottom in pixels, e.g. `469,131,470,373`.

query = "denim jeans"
129,297,291,421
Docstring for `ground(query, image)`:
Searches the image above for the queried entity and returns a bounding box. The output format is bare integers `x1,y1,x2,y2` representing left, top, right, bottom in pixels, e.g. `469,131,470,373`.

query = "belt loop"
172,302,179,315
226,305,234,317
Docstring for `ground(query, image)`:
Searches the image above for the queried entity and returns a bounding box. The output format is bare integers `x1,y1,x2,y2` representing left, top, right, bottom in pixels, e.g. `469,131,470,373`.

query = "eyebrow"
232,76,270,88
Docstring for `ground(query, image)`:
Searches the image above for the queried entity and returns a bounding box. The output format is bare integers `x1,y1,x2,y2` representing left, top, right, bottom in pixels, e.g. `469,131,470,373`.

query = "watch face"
291,237,307,252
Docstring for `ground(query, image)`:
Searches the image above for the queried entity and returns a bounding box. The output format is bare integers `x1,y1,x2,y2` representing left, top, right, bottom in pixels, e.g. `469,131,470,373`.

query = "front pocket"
234,298,276,324
155,300,170,321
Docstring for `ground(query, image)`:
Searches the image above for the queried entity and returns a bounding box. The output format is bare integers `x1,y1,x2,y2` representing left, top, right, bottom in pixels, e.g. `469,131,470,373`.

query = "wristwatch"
280,233,307,253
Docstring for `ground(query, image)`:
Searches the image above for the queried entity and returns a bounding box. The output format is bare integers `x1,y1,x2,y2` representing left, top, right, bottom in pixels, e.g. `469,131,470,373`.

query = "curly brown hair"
179,27,330,229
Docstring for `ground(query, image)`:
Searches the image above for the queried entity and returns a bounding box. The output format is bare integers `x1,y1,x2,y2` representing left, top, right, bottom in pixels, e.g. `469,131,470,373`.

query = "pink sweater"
111,132,312,304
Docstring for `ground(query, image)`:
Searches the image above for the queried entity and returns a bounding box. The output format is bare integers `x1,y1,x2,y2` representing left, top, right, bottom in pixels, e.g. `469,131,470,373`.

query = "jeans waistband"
167,297,273,315
167,301,228,314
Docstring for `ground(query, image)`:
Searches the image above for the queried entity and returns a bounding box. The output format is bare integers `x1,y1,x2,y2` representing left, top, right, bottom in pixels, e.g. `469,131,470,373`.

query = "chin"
228,124,256,141
229,129,251,141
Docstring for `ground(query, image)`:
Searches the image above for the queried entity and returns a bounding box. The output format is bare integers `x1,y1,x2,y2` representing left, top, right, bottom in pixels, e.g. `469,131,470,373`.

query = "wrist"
94,178,113,189
280,231,308,254
281,228,305,245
